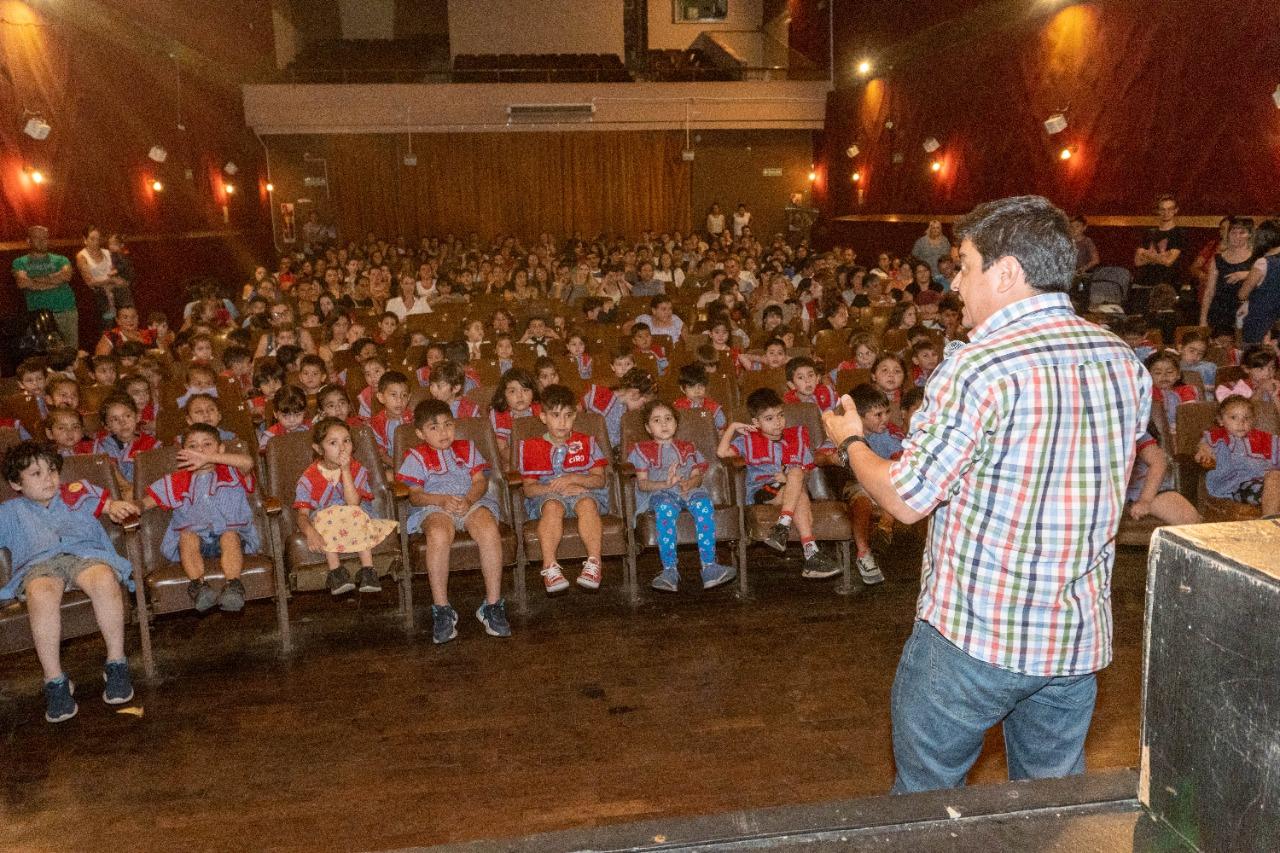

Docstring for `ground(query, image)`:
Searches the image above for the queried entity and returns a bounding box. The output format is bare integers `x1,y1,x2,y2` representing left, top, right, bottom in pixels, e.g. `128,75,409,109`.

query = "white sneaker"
856,552,885,585
576,558,602,590
541,564,570,594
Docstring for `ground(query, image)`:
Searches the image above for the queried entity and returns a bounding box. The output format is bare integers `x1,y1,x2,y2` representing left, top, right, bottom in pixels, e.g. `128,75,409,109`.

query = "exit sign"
762,167,783,177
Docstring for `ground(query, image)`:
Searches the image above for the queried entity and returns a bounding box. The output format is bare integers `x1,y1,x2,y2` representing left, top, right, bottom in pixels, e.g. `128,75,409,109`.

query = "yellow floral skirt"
312,505,398,554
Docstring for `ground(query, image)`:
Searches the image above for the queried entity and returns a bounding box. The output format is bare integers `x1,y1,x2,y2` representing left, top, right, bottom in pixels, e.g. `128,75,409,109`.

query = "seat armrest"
121,517,141,533
262,497,283,517
722,455,747,472
505,470,526,489
616,462,637,479
391,481,410,500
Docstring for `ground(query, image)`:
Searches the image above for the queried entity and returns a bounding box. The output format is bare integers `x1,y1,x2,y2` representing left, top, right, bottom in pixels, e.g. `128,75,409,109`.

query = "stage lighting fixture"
23,117,51,140
807,170,817,182
1044,113,1068,135
148,146,168,163
930,160,942,173
28,168,45,184
856,60,872,77
846,144,860,159
266,182,275,192
224,161,239,175
151,179,164,192
851,171,862,182
224,183,236,194
1059,147,1073,161
922,137,940,153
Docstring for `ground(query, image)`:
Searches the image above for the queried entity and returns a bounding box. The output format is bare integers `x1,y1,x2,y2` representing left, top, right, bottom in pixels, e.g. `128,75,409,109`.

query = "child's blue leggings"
653,494,717,568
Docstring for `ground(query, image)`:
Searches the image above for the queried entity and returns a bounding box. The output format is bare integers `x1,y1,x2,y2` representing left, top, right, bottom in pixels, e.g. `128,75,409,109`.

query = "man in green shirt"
11,225,77,349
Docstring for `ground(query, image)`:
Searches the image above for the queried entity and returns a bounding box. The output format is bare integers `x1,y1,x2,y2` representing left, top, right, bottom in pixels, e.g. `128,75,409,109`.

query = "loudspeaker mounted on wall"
23,117,51,140
148,146,168,163
846,145,859,158
681,149,696,162
1044,113,1068,135
922,137,940,153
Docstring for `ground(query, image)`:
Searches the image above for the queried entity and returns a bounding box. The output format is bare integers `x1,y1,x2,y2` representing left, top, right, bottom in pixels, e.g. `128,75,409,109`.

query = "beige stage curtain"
322,131,692,240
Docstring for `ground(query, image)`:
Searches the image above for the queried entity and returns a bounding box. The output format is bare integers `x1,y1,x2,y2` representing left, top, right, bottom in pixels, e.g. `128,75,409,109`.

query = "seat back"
1175,401,1218,458
742,367,788,397
452,417,513,525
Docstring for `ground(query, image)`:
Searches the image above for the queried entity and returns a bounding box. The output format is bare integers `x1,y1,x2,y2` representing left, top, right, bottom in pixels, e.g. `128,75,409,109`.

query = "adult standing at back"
822,195,1151,794
910,219,951,277
12,225,77,349
1133,194,1186,291
76,225,131,324
1237,219,1280,345
1199,217,1254,332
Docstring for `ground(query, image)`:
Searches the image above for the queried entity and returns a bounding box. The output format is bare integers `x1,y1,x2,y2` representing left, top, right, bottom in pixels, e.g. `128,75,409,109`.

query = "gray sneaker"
356,566,382,593
431,604,458,644
761,522,790,552
856,552,886,585
44,675,77,723
188,579,218,613
650,569,679,592
102,659,134,705
801,548,841,579
327,567,355,595
476,599,512,638
700,562,737,589
218,579,246,612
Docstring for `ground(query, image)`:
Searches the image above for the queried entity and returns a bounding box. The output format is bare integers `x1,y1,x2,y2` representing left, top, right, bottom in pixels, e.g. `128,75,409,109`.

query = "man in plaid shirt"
823,196,1151,794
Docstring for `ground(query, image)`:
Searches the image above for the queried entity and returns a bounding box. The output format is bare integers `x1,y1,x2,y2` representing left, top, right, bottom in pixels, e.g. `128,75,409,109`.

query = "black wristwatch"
837,434,869,466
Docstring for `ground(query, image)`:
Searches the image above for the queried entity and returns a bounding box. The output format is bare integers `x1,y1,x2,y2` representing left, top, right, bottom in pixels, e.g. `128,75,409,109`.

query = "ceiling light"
223,161,239,175
922,137,940,153
1044,113,1068,135
1059,147,1074,161
807,170,817,182
151,179,164,192
28,168,45,184
851,171,861,182
148,146,168,163
846,144,860,159
403,153,418,166
224,183,236,194
930,160,942,173
856,60,872,76
265,182,274,192
23,117,51,140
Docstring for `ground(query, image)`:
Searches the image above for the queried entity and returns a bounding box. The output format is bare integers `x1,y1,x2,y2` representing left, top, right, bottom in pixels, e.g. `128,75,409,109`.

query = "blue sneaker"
700,562,738,589
650,569,679,592
44,675,77,723
431,604,458,644
102,659,134,705
476,599,512,638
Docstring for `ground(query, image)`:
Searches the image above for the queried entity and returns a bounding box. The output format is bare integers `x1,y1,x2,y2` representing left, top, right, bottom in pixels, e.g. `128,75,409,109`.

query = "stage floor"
0,541,1151,852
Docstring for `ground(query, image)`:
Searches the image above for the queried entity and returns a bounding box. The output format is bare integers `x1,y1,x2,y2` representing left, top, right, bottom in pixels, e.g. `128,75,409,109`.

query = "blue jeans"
890,620,1098,794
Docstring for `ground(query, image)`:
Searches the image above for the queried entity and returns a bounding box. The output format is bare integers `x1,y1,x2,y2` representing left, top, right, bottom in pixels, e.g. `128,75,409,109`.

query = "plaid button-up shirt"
890,292,1151,676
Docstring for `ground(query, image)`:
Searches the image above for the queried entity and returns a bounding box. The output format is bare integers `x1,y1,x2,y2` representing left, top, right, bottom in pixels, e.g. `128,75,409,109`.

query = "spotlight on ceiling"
922,137,940,153
151,179,164,192
846,144,860,159
851,171,862,183
1059,147,1074,161
223,161,239,175
930,160,943,173
148,146,168,163
1044,113,1068,135
23,117,51,140
224,183,236,195
807,170,817,182
28,168,46,184
856,60,872,77
266,182,275,192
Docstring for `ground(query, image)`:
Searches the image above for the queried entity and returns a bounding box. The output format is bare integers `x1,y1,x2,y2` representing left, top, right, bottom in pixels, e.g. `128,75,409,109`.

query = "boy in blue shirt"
844,384,903,585
0,441,139,722
717,388,840,580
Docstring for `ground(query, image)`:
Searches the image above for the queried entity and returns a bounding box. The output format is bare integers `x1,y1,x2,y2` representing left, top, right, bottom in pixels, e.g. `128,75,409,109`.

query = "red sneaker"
541,564,570,594
576,558,602,590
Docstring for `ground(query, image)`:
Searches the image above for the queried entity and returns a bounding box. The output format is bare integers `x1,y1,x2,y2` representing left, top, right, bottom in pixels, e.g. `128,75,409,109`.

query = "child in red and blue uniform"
395,399,509,643
673,364,726,431
718,388,839,580
428,359,481,419
843,384,902,586
489,368,542,462
518,384,610,594
140,422,261,614
0,441,139,722
259,385,311,455
366,371,413,464
1146,350,1200,436
1197,394,1280,515
782,356,838,413
626,400,735,593
93,393,160,499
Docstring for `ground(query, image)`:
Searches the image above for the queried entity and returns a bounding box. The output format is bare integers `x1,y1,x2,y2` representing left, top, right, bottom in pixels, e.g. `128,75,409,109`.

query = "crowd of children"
3,226,1274,727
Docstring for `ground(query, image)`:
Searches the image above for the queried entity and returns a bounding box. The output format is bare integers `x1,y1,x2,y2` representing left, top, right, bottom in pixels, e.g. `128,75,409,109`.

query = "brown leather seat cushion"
286,532,401,591
1115,515,1163,548
520,514,627,563
145,556,277,615
408,522,519,572
635,506,741,549
745,502,852,542
1205,496,1261,523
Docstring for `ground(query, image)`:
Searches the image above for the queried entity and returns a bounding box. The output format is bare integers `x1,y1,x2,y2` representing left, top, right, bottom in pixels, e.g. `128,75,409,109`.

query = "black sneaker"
327,567,355,595
761,522,790,552
44,675,77,723
102,659,134,705
218,579,246,612
431,604,458,644
476,599,512,638
356,566,382,593
801,548,842,579
188,579,218,613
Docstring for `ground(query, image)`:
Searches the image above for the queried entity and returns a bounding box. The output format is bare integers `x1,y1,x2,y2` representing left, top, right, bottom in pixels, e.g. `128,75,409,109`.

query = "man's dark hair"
953,195,1075,293
678,363,708,388
1251,219,1280,258
746,387,783,419
649,295,670,310
4,440,61,486
849,383,890,417
413,398,452,428
541,383,577,412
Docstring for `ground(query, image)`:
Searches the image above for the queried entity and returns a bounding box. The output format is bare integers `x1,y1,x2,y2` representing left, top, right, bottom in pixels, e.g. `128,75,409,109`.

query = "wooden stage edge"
409,769,1194,853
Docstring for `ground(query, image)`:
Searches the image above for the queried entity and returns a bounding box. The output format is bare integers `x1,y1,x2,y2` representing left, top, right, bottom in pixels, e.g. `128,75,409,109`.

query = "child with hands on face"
293,418,397,597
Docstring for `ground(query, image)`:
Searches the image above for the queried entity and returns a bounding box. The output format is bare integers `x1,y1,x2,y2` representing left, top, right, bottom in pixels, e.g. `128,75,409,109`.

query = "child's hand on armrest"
104,498,140,524
1194,443,1215,468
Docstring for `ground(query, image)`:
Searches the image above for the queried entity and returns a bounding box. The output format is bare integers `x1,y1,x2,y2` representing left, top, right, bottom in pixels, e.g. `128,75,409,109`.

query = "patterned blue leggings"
653,494,717,568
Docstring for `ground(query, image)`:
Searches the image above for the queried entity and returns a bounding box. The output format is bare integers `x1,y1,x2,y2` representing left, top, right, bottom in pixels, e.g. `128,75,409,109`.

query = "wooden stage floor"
0,540,1150,852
